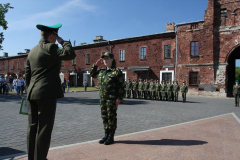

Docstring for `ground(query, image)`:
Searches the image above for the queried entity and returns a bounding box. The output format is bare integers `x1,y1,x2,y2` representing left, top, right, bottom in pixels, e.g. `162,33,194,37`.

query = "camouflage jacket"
149,83,155,91
160,84,167,91
155,83,160,92
167,84,173,91
138,82,144,90
180,85,188,93
132,82,138,90
143,82,149,91
126,81,132,90
173,85,180,92
90,64,125,100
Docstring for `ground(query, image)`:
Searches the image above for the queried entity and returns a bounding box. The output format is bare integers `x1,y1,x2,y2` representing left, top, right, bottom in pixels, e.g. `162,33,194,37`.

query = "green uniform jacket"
138,82,144,90
149,83,155,91
173,85,180,92
233,85,240,95
167,84,173,91
144,82,149,91
155,83,160,92
126,81,132,90
90,64,125,100
25,39,76,100
132,82,138,90
160,84,167,91
180,85,188,93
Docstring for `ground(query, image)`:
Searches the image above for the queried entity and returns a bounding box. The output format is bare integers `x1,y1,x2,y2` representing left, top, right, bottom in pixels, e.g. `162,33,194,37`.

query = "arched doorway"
227,46,240,97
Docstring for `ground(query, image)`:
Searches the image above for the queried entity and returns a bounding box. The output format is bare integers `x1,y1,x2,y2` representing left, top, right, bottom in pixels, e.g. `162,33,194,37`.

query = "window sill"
190,55,200,58
164,58,171,59
85,63,90,65
119,61,125,62
140,59,147,61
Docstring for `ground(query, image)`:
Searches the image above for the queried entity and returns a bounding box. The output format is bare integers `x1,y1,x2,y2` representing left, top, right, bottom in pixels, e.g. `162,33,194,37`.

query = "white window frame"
160,68,174,82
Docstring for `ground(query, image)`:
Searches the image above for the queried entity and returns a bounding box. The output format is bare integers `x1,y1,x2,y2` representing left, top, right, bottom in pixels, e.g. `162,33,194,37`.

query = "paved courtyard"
1,91,240,159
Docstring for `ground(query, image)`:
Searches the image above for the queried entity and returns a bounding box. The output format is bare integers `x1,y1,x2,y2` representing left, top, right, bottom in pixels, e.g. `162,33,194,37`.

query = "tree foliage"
0,3,13,50
235,67,240,80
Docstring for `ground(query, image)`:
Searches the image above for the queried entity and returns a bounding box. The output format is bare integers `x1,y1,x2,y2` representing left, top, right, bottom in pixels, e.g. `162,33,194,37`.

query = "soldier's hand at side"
95,58,102,67
116,99,120,109
57,36,64,44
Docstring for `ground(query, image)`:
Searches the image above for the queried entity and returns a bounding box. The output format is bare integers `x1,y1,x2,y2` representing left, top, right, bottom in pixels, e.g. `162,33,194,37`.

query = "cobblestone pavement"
0,91,240,157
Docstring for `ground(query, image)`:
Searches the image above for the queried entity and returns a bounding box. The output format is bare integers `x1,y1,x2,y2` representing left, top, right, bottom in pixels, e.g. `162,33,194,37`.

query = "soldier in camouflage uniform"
123,80,127,98
126,78,132,98
149,79,155,100
173,81,180,102
161,80,167,101
138,79,144,99
90,52,125,145
132,79,138,99
167,80,173,101
143,79,149,99
155,80,160,100
180,81,188,102
171,81,175,101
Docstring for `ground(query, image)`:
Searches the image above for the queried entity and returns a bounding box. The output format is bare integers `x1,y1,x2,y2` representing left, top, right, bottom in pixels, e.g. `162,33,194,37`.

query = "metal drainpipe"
175,25,178,80
108,41,111,53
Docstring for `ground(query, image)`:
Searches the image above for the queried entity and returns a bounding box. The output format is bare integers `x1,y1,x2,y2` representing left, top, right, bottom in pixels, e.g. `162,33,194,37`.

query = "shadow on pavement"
0,147,26,157
115,139,208,146
57,97,149,105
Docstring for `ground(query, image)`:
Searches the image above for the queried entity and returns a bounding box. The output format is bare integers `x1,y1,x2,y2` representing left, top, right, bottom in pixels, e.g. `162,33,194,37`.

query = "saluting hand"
95,58,103,67
56,36,64,44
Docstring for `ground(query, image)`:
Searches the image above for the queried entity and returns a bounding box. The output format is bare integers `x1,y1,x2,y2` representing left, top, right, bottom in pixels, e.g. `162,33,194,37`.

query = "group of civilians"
61,79,88,93
0,75,26,95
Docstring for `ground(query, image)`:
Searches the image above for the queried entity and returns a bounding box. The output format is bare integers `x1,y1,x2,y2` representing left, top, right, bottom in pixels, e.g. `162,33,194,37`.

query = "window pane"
195,42,198,46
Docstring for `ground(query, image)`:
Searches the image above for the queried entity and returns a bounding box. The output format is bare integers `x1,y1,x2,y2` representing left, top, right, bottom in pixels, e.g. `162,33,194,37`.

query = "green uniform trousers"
138,91,143,98
100,98,117,133
155,91,160,100
182,92,187,101
173,92,179,101
150,91,155,99
133,90,138,98
144,91,148,99
127,90,131,98
168,91,172,101
161,91,166,100
235,94,239,106
27,99,57,160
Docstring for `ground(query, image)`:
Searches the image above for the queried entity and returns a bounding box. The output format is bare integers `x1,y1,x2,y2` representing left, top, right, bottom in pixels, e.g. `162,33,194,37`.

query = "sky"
1,0,209,56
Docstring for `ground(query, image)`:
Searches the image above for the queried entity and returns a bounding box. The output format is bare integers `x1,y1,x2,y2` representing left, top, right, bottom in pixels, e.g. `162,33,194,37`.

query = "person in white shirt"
13,78,17,93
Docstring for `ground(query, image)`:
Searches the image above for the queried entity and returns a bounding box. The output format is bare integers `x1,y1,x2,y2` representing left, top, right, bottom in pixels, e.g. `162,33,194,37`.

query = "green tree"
0,3,14,50
235,66,240,80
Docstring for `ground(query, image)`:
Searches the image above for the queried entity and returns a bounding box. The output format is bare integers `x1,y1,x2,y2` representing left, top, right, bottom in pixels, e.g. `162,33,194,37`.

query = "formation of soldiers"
124,78,188,102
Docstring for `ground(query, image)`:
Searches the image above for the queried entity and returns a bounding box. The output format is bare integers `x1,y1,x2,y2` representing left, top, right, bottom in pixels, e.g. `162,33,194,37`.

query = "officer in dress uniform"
25,23,76,160
181,81,188,102
233,80,240,107
90,52,125,145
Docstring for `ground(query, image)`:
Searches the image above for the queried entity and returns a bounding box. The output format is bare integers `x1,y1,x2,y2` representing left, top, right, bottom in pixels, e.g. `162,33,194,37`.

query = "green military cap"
101,52,114,58
36,23,62,35
128,78,130,80
157,80,159,81
162,80,165,82
183,81,186,83
236,80,239,82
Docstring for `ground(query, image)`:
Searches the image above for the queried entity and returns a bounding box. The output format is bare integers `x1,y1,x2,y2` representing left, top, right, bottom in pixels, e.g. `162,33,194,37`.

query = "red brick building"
1,0,240,97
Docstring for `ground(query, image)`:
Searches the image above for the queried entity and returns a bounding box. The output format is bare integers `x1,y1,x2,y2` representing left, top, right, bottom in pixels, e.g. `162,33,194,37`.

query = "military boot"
99,132,109,144
104,132,114,145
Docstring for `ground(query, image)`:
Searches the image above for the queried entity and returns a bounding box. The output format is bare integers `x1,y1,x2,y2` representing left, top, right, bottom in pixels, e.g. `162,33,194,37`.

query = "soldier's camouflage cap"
101,52,114,58
36,23,62,35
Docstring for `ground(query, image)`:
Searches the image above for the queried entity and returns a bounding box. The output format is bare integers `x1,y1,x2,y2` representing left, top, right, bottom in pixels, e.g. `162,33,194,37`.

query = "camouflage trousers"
182,92,187,102
144,91,148,99
127,90,131,98
138,90,143,98
132,89,138,98
155,91,160,100
167,91,172,101
150,91,155,99
161,91,166,100
100,98,117,133
173,92,179,101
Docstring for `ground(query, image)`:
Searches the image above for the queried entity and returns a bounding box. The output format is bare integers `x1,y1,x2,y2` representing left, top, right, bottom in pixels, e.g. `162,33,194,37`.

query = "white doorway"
160,68,174,82
70,72,77,87
83,72,92,87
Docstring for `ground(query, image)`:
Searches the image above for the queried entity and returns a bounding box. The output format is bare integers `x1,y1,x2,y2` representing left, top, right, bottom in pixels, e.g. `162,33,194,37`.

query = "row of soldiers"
124,78,188,102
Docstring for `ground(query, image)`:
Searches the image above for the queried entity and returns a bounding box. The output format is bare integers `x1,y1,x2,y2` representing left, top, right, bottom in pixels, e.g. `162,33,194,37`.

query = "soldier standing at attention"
149,79,155,100
124,80,127,98
143,79,146,99
173,81,180,102
181,81,188,102
155,80,160,100
90,52,125,145
25,23,76,160
171,81,175,101
233,80,240,107
138,79,144,99
161,80,167,101
126,78,131,98
132,79,137,98
167,80,173,101
145,79,150,99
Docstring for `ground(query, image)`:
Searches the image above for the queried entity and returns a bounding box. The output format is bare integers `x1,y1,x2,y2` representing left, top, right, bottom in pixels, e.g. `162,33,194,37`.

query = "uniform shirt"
90,64,125,100
181,85,188,93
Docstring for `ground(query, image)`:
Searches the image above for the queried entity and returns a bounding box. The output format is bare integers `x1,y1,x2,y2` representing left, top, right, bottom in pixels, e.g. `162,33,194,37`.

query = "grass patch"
68,87,99,92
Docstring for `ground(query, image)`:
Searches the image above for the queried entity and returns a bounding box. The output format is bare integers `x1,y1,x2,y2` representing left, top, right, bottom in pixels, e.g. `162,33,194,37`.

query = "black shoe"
104,132,114,145
99,132,109,144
